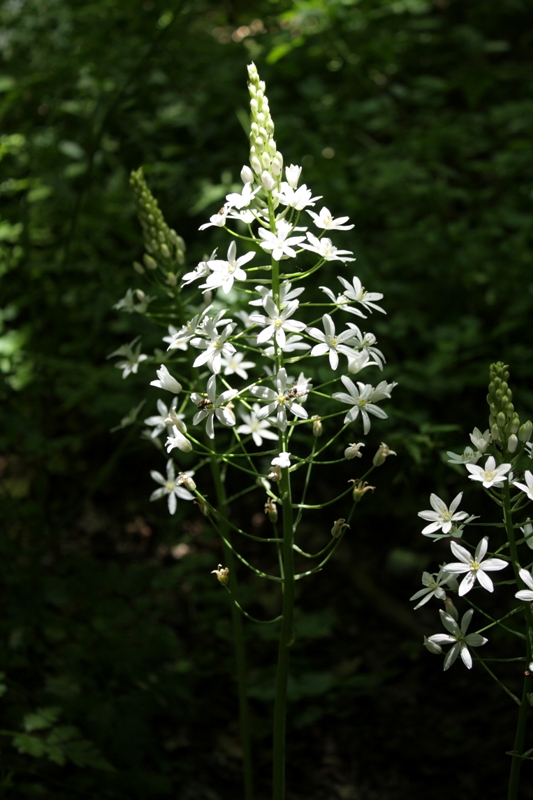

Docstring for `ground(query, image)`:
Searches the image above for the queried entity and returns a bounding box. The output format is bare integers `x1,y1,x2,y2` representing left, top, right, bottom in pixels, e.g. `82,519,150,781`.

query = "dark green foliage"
1,0,533,797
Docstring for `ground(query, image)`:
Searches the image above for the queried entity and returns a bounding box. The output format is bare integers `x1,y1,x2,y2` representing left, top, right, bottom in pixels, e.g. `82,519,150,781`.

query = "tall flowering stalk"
413,362,533,800
112,64,396,800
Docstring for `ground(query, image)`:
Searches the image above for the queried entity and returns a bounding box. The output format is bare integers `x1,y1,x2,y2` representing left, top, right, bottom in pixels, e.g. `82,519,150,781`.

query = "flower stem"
210,457,254,800
503,480,533,800
272,454,295,800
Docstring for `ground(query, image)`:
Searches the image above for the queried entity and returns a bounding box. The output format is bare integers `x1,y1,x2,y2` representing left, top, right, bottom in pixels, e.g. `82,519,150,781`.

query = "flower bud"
133,261,145,275
423,636,442,655
519,421,533,442
509,414,520,434
241,165,254,184
143,253,158,270
373,442,397,467
211,564,230,586
268,465,282,482
444,596,459,622
497,411,506,428
491,423,501,442
311,416,323,437
160,243,170,259
349,480,375,503
261,170,276,191
250,155,262,174
331,518,350,538
194,498,210,516
177,473,196,491
507,434,518,453
286,164,302,188
261,151,272,170
166,272,177,286
264,498,278,522
344,442,364,460
270,156,282,176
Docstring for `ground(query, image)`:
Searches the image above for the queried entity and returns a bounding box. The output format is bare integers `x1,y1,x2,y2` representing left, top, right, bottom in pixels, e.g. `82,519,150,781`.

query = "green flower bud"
519,421,533,442
143,253,158,270
491,423,501,442
497,411,506,428
507,434,518,453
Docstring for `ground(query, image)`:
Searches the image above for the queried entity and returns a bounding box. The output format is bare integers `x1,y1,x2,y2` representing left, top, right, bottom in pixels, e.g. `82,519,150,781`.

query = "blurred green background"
1,0,533,797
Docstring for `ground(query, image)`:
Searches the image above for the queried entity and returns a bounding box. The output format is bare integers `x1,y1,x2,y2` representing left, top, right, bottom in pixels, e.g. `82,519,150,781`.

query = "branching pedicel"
413,362,533,800
113,64,397,800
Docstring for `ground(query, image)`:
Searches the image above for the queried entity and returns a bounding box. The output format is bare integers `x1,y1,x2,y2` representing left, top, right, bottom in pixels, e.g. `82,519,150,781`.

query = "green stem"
503,480,533,800
210,458,254,800
272,454,295,800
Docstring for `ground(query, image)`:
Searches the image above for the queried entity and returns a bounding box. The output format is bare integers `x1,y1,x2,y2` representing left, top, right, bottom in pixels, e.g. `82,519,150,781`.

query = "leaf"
12,734,48,759
23,707,61,732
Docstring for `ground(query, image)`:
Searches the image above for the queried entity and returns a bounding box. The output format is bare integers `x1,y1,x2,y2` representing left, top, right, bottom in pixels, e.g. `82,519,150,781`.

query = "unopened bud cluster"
247,63,283,190
487,362,532,451
130,167,186,275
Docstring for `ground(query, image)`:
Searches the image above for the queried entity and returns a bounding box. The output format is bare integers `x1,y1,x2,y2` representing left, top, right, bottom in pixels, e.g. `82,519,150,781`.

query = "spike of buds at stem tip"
349,480,375,503
373,442,397,467
331,519,350,538
211,565,230,586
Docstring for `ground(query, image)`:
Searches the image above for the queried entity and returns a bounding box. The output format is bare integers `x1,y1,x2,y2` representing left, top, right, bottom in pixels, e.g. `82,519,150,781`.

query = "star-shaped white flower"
165,420,193,454
444,536,507,596
236,404,278,447
200,241,255,295
410,569,451,610
190,375,237,439
150,459,194,515
300,232,355,262
271,451,291,468
307,206,354,231
275,182,321,210
466,456,512,488
514,470,533,501
447,446,481,465
515,568,533,602
426,609,487,670
108,338,148,379
306,314,359,370
190,319,237,375
418,492,469,536
221,351,256,380
144,398,178,438
258,219,306,260
250,296,306,350
332,375,392,434
250,367,309,432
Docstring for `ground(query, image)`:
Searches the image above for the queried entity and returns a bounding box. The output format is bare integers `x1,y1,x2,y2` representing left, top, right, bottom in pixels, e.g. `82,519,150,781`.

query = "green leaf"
23,706,61,732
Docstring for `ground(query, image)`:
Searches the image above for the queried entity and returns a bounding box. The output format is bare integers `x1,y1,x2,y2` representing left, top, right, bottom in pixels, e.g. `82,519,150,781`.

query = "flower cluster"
414,362,533,671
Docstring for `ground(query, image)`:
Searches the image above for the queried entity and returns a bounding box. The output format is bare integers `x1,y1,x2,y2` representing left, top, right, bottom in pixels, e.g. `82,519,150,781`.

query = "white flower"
181,251,216,286
307,207,354,231
418,492,469,535
344,442,365,460
466,456,512,488
241,165,254,184
347,351,379,374
300,232,355,262
446,446,481,465
150,365,182,394
444,536,507,596
199,208,228,230
513,470,533,501
410,569,451,610
515,568,533,602
113,288,155,314
319,285,366,319
201,241,255,295
250,296,306,349
275,182,321,210
426,609,487,670
191,319,237,375
190,375,237,439
248,280,305,308
336,276,385,316
144,398,178,438
263,334,310,355
258,219,306,260
150,460,194,515
221,351,255,380
237,404,279,447
271,452,291,468
285,164,302,188
332,375,392,434
250,367,309,432
165,421,193,454
225,182,260,210
470,427,490,454
306,314,359,370
345,325,386,369
108,338,148,378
